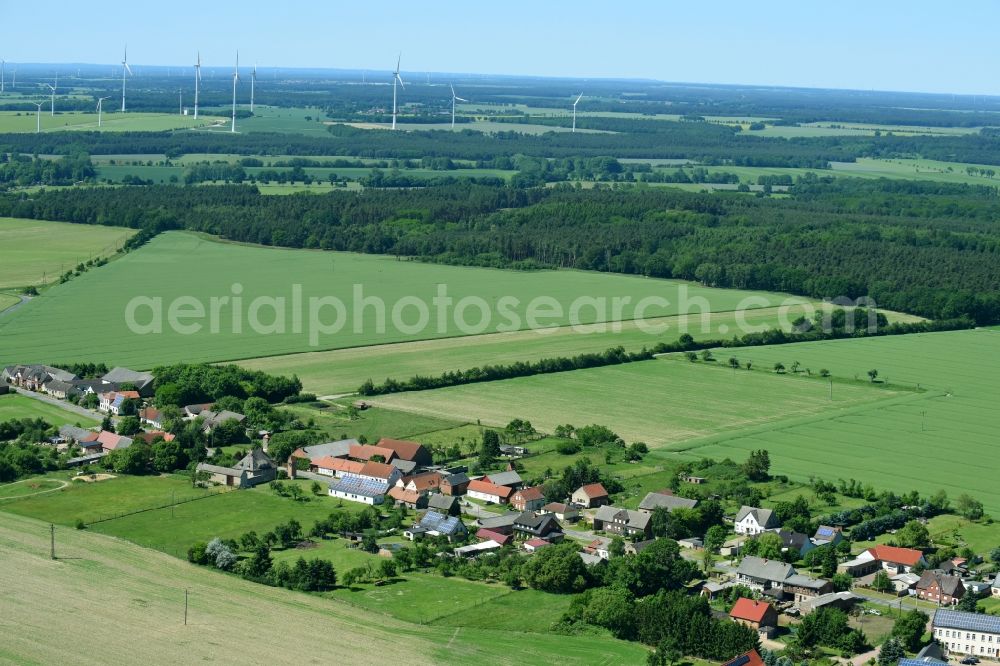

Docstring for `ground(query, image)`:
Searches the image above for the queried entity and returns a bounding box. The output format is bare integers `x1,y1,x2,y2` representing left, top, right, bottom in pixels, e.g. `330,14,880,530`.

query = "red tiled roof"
96,430,128,450
359,461,397,480
134,431,175,444
525,538,550,548
577,483,608,499
314,456,364,475
722,650,765,666
139,407,162,421
869,544,924,567
476,528,512,546
542,502,572,514
729,598,773,624
349,444,396,462
468,479,514,498
388,487,421,504
403,472,442,492
514,486,545,502
377,437,425,461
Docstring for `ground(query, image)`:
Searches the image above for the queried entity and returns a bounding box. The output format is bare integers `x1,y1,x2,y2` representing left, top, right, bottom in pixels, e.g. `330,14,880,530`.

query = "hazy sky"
2,1,996,95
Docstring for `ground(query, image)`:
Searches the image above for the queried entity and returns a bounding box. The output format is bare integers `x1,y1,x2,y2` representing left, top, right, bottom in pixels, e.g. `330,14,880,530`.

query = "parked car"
960,657,979,665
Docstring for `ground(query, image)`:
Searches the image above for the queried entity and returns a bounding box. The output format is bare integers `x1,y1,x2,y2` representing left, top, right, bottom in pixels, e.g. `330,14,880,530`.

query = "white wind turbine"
121,46,133,112
572,93,583,132
46,76,57,116
391,54,404,130
250,62,256,113
96,96,110,127
450,84,467,129
231,51,240,133
193,51,201,119
1,60,5,93
33,101,44,133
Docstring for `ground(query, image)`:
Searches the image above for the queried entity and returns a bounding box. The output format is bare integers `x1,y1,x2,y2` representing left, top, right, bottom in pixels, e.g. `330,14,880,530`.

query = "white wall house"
734,506,777,535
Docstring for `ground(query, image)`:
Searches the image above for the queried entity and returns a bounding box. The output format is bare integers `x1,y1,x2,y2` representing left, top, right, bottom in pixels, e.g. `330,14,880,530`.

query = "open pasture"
680,329,1000,515
0,512,647,665
370,356,895,447
0,231,813,368
0,217,135,289
0,393,98,426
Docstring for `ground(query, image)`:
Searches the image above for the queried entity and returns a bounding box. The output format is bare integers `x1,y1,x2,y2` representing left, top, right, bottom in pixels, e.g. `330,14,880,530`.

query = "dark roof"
234,448,274,472
483,470,522,487
302,439,357,459
737,556,795,582
513,511,560,531
442,472,470,485
328,474,389,498
638,492,698,512
419,511,466,536
917,570,964,596
427,494,458,511
933,609,1000,633
773,529,810,551
735,506,776,526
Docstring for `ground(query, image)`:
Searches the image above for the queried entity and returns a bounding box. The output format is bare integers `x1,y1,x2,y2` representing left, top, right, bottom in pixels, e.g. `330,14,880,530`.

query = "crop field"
0,217,135,289
0,231,814,368
344,120,612,135
0,293,19,312
278,402,462,443
0,393,98,425
95,164,516,184
370,356,895,447
239,304,840,395
678,329,1000,515
0,110,225,133
750,121,981,138
0,512,646,665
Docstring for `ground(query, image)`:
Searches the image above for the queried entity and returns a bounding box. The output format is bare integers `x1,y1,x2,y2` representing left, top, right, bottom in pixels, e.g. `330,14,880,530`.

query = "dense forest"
2,177,998,324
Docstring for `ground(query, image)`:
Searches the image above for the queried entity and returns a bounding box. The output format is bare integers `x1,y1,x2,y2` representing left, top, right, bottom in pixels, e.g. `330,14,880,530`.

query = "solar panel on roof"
934,609,1000,634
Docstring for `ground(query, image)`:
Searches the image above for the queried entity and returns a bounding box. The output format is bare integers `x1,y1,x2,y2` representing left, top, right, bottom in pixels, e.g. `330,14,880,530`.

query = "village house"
585,537,612,560
376,437,433,468
466,479,513,504
101,367,156,397
735,556,795,595
387,486,427,509
638,490,698,514
427,493,461,516
99,390,140,415
416,511,467,541
356,461,402,486
183,403,215,418
481,469,523,490
499,444,529,457
917,570,965,605
200,410,247,434
838,544,927,577
138,406,165,430
539,502,579,522
476,527,513,546
510,486,546,512
891,572,921,595
932,609,1000,658
811,525,844,548
96,430,133,452
722,649,765,666
328,474,390,505
3,364,78,391
523,538,551,553
625,539,657,556
395,471,442,494
312,456,365,478
133,431,176,445
770,529,815,559
291,439,358,469
512,511,562,541
349,443,397,463
729,598,778,637
476,513,517,534
196,448,277,489
59,425,98,445
798,591,860,615
43,378,81,400
592,505,652,539
440,472,470,496
734,506,778,535
992,573,1000,598
454,540,503,557
572,482,609,508
784,573,833,603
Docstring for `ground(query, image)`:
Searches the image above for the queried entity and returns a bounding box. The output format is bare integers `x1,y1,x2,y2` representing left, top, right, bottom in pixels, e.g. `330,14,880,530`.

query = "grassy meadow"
0,110,225,133
0,393,98,426
0,217,135,289
0,230,813,368
0,511,647,665
371,356,896,447
679,328,1000,515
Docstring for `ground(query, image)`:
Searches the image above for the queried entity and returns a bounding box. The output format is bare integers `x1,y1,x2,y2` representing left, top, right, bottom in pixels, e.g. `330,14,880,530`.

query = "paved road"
0,294,31,318
13,387,111,424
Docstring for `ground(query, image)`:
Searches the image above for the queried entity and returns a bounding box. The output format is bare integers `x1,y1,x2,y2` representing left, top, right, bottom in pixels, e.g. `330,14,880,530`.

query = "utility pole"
921,411,926,432
50,523,55,559
171,490,175,518
829,379,833,401
184,589,188,625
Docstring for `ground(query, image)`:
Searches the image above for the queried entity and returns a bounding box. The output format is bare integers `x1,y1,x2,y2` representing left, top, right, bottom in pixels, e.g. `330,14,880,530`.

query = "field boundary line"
85,486,232,526
0,478,69,501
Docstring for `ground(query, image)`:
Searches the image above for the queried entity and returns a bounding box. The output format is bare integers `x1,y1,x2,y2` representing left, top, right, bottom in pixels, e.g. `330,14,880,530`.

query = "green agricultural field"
0,394,98,426
0,477,68,499
344,120,612,135
0,230,814,368
0,293,19,312
0,217,135,289
750,121,981,138
240,304,835,395
680,328,1000,515
0,512,647,665
371,356,895,447
0,110,225,133
430,589,575,632
280,402,462,443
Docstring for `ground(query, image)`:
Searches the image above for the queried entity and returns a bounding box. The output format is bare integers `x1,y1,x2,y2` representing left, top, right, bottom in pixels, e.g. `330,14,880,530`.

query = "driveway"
13,387,110,424
0,294,31,318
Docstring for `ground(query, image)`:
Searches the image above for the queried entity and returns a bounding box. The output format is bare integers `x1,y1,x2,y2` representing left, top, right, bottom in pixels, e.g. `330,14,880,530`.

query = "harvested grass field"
281,402,461,442
371,356,894,447
0,293,19,312
0,512,647,664
681,329,1000,515
0,393,98,426
0,217,134,289
0,230,811,368
0,110,224,133
241,304,836,396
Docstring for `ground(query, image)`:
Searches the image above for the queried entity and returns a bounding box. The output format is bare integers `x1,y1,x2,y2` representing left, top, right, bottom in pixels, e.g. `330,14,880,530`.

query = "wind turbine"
193,51,201,119
391,54,404,130
450,84,467,129
179,87,183,115
250,62,256,113
96,96,110,127
231,51,240,133
121,46,133,113
46,77,57,116
572,93,583,132
1,60,5,93
33,101,43,133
